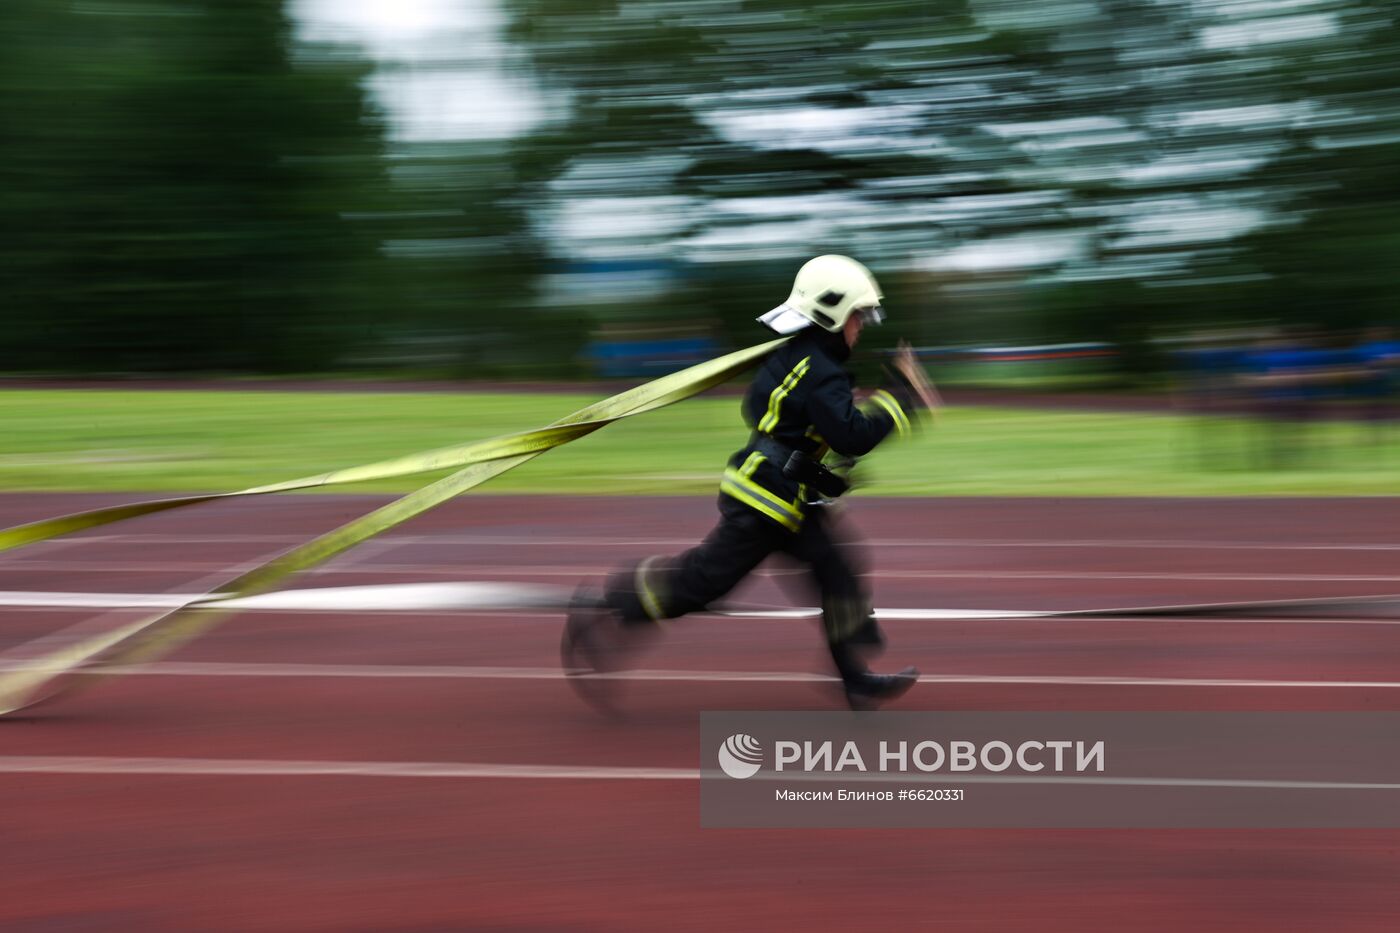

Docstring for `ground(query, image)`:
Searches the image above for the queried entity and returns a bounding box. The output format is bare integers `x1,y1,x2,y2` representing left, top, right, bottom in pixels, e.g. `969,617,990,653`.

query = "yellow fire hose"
0,338,787,715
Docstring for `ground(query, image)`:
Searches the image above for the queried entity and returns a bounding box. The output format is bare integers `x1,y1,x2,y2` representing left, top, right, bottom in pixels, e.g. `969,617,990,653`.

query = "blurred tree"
4,0,1397,379
502,0,974,345
0,0,390,373
366,138,555,378
502,0,1400,374
1237,8,1400,334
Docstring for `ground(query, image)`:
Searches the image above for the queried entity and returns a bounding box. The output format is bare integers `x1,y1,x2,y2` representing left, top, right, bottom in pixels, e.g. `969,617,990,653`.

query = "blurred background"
1,0,1397,481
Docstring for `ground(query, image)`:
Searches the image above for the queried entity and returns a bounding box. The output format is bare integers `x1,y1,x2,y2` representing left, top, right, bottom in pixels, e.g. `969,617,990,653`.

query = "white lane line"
0,587,1041,618
11,604,1400,626
841,612,1400,627
0,755,690,781
43,533,1400,552
2,588,1400,626
0,591,198,609
728,608,1049,620
8,560,1400,584
5,659,1399,689
0,544,298,668
0,755,1396,790
0,583,566,613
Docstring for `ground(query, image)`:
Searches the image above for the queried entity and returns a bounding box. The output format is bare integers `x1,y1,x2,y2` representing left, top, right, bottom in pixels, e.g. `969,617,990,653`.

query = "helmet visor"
857,305,885,326
757,304,814,334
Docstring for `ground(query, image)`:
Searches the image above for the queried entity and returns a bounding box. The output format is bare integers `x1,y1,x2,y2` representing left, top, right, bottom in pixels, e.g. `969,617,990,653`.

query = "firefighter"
562,255,935,710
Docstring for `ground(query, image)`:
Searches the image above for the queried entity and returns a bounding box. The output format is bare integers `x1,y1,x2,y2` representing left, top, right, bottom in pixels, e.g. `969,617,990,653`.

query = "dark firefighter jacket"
721,327,919,531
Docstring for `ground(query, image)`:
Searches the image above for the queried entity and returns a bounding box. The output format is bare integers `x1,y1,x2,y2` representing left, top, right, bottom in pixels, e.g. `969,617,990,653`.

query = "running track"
2,493,1399,931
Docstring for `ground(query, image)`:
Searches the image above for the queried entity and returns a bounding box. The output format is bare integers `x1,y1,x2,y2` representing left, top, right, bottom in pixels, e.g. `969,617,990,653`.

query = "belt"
749,433,849,501
750,433,798,464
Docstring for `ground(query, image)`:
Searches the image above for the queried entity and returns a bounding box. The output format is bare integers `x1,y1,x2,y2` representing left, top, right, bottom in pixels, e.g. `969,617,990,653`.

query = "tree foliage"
0,0,389,372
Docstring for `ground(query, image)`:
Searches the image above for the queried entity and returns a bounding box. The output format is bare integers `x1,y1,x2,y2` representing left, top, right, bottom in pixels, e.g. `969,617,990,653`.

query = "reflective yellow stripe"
757,357,810,433
867,389,911,439
739,451,764,477
636,556,666,621
720,468,802,531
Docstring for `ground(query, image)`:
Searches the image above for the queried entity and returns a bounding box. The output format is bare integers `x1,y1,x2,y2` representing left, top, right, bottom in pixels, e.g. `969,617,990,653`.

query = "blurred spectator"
1240,329,1369,468
1171,331,1247,469
583,323,723,379
1353,327,1400,442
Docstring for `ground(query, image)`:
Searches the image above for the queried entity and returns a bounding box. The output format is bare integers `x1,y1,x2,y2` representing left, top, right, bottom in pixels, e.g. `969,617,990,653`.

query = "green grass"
1,388,1398,497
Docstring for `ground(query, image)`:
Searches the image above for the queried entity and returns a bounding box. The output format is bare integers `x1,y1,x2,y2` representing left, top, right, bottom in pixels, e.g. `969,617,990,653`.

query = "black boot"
829,640,918,710
560,584,654,713
845,616,885,651
842,667,920,711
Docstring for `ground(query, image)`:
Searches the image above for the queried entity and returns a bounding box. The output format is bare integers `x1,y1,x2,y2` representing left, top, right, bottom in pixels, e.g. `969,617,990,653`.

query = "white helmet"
758,254,885,334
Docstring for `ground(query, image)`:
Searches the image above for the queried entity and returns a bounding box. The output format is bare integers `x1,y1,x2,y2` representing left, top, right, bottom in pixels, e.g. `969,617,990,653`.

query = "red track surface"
3,493,1400,931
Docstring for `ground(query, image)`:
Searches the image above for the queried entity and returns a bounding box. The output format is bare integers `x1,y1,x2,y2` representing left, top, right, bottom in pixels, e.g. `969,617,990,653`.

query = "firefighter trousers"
602,495,878,680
